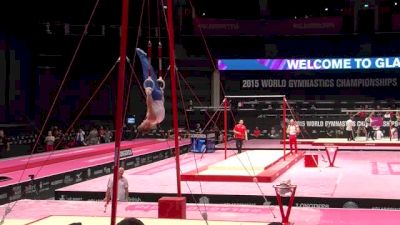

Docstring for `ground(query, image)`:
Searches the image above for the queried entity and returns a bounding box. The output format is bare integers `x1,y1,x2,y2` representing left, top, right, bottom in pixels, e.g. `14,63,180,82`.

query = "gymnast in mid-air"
136,48,165,133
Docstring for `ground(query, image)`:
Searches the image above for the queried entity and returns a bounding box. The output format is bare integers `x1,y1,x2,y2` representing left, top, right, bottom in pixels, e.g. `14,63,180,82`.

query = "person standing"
286,119,300,154
384,111,392,138
0,130,10,158
251,126,261,138
396,112,400,141
98,126,106,143
44,131,56,151
104,127,112,143
194,123,202,133
365,114,375,141
104,167,129,206
345,116,355,141
75,128,86,146
86,127,99,145
233,119,247,154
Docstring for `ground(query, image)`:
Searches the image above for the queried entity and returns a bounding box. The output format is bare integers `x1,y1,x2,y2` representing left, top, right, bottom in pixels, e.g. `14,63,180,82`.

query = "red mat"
181,152,304,183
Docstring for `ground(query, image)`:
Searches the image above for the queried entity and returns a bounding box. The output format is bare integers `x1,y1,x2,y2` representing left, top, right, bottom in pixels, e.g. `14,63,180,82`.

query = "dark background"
1,0,400,131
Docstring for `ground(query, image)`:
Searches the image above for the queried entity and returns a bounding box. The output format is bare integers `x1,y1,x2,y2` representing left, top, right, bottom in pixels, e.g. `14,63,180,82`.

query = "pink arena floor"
56,147,400,209
1,199,400,225
1,138,400,225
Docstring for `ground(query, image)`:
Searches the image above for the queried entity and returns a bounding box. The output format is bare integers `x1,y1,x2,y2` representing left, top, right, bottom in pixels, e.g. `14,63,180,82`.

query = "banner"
218,57,400,70
240,78,398,89
195,17,343,36
188,109,398,140
294,119,396,128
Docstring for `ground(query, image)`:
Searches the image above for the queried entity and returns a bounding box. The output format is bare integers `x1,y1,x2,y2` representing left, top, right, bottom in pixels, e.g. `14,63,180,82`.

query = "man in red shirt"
233,119,247,153
251,126,261,138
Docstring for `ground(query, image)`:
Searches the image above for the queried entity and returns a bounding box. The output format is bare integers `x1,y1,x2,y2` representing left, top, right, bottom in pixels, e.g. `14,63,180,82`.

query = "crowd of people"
42,125,113,152
0,124,116,158
346,105,400,141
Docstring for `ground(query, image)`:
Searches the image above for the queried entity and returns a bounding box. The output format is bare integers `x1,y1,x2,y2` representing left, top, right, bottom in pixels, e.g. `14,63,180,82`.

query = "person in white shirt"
286,119,300,154
75,129,86,146
104,167,129,207
345,116,355,141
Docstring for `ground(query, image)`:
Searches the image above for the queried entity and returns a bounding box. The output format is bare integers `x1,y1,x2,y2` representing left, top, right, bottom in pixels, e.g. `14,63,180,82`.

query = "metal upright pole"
110,0,129,224
283,97,287,160
167,0,182,196
224,98,228,159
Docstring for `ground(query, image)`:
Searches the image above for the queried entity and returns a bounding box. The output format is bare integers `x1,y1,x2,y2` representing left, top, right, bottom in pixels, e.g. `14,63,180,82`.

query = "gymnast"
136,48,165,133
